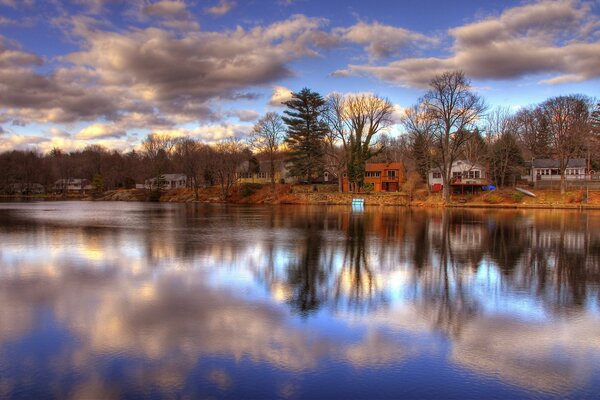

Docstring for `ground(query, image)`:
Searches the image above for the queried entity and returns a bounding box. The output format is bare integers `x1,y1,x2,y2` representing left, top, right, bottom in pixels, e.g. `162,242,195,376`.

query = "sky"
0,0,599,153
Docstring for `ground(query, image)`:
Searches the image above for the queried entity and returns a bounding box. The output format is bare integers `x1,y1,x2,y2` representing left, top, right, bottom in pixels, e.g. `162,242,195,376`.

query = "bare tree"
483,107,523,187
213,138,246,199
402,105,434,192
540,95,592,194
323,93,349,192
142,133,176,190
514,106,551,160
418,71,486,202
173,138,205,200
250,112,285,193
323,93,394,192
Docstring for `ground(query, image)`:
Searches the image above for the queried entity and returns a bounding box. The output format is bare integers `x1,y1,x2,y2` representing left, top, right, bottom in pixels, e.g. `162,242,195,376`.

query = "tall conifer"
282,88,327,182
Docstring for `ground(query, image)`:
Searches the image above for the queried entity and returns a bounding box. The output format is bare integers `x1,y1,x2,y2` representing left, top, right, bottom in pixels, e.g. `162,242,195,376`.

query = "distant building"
7,183,45,195
342,162,405,193
53,179,92,194
523,158,587,183
428,160,489,193
144,174,188,190
238,159,286,184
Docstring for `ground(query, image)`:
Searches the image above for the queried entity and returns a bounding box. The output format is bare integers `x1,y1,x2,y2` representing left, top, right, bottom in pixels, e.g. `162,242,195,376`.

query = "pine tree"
592,102,600,136
282,88,327,182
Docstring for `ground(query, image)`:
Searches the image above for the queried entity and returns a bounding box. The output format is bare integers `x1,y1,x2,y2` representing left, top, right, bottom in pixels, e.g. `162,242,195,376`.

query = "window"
387,170,397,178
257,172,269,179
365,171,381,178
463,170,481,179
432,172,441,179
452,172,462,178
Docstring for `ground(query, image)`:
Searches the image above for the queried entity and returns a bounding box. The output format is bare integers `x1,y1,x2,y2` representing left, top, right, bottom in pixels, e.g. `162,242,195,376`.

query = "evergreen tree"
282,88,328,182
592,102,600,136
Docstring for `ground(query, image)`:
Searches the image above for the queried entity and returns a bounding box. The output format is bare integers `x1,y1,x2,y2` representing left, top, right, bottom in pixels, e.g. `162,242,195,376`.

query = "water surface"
1,202,599,399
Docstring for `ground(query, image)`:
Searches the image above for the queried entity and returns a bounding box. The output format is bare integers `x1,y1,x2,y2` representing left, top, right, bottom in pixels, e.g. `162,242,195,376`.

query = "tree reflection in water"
263,207,600,329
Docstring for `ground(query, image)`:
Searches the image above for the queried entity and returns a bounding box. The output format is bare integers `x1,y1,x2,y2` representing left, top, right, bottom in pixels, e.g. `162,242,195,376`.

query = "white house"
53,178,92,193
144,174,188,190
523,158,587,183
428,160,488,192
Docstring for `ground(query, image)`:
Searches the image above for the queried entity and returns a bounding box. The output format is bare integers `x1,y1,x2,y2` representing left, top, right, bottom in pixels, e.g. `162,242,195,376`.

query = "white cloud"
227,109,260,122
143,0,187,16
76,123,127,140
335,0,600,87
205,0,235,16
333,21,438,60
269,85,293,107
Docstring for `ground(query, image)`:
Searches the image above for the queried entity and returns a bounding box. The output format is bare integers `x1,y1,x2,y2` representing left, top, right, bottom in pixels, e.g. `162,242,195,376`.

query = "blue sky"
0,0,598,152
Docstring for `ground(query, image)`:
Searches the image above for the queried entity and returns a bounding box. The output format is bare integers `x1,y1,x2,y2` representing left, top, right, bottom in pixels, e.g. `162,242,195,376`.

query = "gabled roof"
532,158,586,168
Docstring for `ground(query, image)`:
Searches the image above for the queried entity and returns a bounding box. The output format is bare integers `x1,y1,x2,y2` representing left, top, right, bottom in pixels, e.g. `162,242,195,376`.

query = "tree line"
1,70,599,201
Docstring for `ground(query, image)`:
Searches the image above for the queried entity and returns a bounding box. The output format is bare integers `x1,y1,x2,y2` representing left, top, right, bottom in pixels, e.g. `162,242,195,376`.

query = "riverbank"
4,184,600,209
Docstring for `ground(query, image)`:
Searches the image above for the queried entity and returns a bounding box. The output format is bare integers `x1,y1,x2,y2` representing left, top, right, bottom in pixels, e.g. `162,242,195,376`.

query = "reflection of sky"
474,261,549,322
1,203,600,398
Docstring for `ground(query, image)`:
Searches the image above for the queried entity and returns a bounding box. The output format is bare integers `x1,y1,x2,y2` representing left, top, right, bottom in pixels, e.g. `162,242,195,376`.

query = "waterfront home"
144,174,188,190
522,158,587,183
53,178,92,194
342,162,405,192
237,159,286,184
428,160,489,193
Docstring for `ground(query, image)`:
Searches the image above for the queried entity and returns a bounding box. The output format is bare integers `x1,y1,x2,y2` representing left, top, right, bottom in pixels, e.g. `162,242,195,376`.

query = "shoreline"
4,187,600,211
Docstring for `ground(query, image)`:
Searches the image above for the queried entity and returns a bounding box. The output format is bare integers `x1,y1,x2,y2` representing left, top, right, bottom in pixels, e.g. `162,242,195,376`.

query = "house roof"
429,160,485,173
365,162,403,171
531,158,586,168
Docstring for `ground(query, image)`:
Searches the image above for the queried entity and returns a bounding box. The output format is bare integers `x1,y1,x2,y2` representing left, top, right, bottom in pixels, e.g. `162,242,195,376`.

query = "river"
0,202,599,399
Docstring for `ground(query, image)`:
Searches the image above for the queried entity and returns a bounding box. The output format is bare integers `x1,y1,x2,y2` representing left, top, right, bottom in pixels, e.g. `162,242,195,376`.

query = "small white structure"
8,183,45,194
523,159,587,183
53,178,92,193
144,174,188,190
428,160,488,191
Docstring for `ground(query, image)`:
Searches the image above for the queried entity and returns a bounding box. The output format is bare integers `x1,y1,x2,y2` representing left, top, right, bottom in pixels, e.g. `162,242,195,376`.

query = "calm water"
0,202,599,399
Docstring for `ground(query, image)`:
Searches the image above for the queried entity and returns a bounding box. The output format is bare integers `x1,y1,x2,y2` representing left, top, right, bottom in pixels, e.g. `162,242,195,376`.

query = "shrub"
511,192,524,203
483,192,503,204
362,182,374,193
568,192,584,203
148,190,162,202
240,183,263,197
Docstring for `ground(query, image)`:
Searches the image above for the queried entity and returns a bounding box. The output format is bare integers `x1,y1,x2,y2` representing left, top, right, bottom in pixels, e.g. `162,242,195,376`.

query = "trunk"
270,158,276,194
442,175,450,202
560,172,566,195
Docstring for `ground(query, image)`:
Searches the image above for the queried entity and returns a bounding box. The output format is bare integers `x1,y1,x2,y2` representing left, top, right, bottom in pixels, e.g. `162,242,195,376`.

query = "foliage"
362,182,374,193
148,190,162,202
483,192,503,204
283,88,328,182
91,174,104,196
511,192,524,203
240,183,263,197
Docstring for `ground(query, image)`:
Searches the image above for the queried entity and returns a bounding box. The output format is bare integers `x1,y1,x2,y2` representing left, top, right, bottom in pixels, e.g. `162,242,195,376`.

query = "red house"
342,162,405,193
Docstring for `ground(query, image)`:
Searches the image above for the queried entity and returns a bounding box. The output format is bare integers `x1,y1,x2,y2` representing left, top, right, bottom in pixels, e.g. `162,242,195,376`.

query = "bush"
362,182,374,193
511,192,524,203
568,192,584,203
240,183,263,197
483,192,503,204
148,190,162,202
